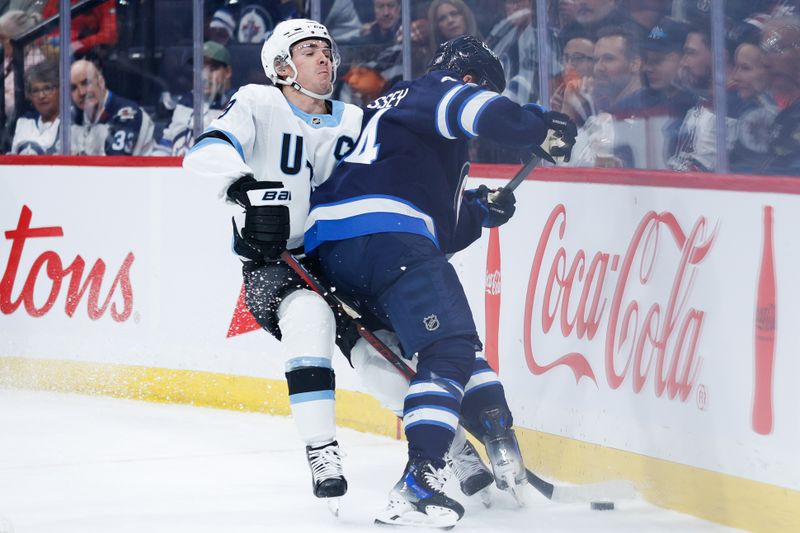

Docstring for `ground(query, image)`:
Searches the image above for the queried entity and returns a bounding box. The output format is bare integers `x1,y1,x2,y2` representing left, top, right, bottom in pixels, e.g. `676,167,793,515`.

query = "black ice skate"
374,459,465,529
447,431,494,507
306,440,347,515
480,407,528,506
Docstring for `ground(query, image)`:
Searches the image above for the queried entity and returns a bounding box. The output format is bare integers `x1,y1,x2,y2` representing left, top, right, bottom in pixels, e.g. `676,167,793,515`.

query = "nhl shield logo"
312,117,322,125
423,314,440,331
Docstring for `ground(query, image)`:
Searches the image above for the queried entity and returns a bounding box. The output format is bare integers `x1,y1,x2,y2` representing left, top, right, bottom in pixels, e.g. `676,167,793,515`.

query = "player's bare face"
291,40,334,95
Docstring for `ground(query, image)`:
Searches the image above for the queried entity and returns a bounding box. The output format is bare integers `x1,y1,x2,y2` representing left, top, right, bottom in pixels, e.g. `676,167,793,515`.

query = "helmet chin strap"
289,79,333,100
276,60,333,100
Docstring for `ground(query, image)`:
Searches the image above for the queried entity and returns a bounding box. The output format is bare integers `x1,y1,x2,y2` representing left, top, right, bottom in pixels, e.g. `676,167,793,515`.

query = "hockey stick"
280,251,415,380
488,150,542,204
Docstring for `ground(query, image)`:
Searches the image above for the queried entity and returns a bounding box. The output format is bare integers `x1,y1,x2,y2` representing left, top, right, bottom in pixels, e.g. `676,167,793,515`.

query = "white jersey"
668,101,718,172
10,113,60,155
183,84,363,250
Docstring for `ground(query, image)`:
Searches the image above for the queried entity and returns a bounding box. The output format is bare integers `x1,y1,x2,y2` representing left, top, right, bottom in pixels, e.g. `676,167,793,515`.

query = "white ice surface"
0,389,739,533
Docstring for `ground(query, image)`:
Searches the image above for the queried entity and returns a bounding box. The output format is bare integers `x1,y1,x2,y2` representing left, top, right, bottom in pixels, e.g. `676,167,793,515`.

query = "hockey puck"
590,501,615,511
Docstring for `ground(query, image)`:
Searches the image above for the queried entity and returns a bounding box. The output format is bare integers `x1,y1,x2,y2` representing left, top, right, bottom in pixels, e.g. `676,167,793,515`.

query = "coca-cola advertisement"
457,173,799,495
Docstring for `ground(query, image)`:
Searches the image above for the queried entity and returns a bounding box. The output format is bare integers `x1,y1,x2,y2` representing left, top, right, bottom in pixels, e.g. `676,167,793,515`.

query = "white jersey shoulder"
185,83,363,250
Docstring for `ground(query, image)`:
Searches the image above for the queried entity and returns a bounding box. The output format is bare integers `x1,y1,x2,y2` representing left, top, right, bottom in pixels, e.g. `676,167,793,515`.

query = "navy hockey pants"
316,232,480,466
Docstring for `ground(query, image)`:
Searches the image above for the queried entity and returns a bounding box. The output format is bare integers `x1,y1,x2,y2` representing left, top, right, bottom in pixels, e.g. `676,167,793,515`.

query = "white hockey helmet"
261,18,341,99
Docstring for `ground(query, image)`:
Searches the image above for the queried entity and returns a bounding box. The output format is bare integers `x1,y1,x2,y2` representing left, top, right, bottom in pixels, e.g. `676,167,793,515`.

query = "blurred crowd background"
1,0,799,175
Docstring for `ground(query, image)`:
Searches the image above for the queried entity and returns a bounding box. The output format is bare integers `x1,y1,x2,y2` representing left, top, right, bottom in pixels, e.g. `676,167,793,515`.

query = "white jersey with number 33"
183,84,363,250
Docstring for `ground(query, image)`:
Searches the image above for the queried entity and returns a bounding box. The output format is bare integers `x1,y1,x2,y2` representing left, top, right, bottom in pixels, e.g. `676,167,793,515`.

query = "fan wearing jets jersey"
10,60,61,155
305,36,576,527
182,19,363,509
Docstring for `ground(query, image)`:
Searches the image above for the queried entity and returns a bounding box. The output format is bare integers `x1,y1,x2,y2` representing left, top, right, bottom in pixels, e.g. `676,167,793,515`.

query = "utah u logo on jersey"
281,134,304,175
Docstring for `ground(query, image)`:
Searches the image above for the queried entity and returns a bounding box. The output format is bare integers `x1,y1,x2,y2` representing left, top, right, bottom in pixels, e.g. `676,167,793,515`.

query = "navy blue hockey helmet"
428,35,506,93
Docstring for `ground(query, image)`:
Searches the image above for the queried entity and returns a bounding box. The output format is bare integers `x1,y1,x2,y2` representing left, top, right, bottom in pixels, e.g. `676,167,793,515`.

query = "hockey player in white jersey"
182,19,363,509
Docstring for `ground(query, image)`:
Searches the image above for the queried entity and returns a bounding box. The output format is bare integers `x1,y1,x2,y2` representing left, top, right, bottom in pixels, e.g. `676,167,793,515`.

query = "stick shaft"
280,251,415,379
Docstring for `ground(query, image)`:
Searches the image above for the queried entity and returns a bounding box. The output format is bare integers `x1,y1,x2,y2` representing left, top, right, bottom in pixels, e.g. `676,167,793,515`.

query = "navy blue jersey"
305,70,547,254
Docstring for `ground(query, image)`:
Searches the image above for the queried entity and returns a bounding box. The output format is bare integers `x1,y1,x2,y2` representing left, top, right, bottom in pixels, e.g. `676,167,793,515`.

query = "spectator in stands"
728,31,777,172
428,0,480,48
624,0,670,35
561,0,640,41
341,0,423,102
550,30,595,123
641,19,687,99
9,59,59,154
761,15,800,174
357,0,401,45
320,0,363,44
567,25,645,167
639,18,695,163
668,22,717,172
668,23,719,172
155,41,234,157
208,9,236,46
69,59,154,156
592,25,643,113
0,9,42,120
557,0,579,30
485,0,539,104
42,0,117,58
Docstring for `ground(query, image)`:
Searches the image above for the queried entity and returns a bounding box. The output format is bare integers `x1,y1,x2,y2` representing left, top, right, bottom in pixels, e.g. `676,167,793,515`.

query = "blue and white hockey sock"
285,356,336,446
459,357,513,440
403,370,464,468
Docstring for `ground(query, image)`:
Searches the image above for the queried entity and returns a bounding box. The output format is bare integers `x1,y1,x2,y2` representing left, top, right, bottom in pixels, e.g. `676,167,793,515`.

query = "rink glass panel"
6,0,799,175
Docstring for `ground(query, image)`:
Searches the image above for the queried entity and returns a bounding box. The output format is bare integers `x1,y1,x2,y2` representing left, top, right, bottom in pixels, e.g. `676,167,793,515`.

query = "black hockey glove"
524,104,578,163
464,184,516,228
226,174,290,262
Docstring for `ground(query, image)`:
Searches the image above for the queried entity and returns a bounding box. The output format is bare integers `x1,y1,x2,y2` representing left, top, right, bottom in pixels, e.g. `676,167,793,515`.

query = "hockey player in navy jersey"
305,35,576,527
183,19,364,511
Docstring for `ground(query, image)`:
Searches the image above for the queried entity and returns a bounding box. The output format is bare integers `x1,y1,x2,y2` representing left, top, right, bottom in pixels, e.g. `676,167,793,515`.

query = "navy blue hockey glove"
226,174,290,262
524,104,577,163
464,184,516,228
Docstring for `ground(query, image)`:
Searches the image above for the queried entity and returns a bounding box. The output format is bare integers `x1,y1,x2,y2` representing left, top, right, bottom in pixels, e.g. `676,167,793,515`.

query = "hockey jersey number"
344,108,389,165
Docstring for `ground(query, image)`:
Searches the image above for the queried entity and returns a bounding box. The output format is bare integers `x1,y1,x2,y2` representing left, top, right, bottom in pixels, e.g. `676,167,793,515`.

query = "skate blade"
326,497,341,517
478,487,492,508
374,506,459,529
501,472,527,507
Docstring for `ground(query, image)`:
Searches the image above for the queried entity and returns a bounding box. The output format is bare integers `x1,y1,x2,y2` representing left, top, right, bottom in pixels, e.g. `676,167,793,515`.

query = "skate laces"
448,441,487,482
421,463,449,493
308,443,345,481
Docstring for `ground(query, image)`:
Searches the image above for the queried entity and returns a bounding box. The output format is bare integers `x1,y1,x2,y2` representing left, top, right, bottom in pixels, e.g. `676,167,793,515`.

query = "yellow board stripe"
0,356,399,438
1,356,797,531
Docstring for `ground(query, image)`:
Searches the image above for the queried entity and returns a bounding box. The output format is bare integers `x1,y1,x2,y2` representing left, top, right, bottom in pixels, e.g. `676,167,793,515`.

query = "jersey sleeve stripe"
435,84,469,139
190,127,246,161
446,85,482,138
459,91,501,138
